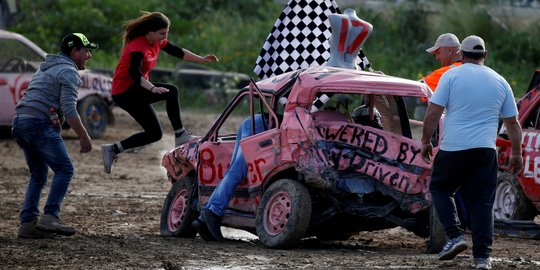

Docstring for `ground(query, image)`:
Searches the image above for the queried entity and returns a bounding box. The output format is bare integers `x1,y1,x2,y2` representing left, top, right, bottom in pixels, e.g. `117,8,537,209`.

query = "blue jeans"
12,116,74,223
205,114,266,217
429,148,497,258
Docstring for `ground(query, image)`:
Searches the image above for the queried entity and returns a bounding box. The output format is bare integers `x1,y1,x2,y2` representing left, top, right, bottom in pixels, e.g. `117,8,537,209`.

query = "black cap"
61,33,99,51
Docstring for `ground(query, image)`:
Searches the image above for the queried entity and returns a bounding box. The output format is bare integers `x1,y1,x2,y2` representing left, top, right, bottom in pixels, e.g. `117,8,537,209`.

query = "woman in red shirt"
101,11,218,174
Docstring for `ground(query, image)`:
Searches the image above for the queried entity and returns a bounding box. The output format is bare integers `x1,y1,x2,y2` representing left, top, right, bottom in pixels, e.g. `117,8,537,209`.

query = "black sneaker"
438,235,468,260
192,218,216,241
36,214,76,236
201,209,224,242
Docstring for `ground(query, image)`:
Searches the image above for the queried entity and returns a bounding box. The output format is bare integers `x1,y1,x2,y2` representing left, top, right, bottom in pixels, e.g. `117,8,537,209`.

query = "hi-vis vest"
422,62,462,91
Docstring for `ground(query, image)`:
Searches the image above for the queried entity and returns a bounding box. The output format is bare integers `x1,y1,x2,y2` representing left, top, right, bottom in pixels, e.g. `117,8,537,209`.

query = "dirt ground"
1,109,539,270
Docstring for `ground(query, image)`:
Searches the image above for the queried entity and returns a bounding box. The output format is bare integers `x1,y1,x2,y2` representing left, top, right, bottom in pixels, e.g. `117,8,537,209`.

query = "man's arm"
502,116,523,174
420,102,445,163
66,116,92,153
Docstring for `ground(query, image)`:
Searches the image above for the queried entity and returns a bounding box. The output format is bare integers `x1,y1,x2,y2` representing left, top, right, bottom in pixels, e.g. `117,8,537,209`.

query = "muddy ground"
1,109,539,270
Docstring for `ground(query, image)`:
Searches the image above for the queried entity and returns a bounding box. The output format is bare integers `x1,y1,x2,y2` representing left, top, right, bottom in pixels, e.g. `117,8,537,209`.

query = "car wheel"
256,179,311,249
426,205,447,254
78,96,108,139
494,172,537,220
160,176,198,237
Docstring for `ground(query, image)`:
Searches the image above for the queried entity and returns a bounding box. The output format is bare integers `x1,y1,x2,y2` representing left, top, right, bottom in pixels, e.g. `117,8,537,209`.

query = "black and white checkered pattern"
310,93,332,113
253,0,371,80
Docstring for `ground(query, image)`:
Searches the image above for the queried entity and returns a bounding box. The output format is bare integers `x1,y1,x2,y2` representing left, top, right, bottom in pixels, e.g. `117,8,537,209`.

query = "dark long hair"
122,11,170,46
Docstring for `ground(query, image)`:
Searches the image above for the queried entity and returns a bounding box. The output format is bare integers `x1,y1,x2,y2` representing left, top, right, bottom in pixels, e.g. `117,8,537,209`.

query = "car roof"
252,70,302,94
0,29,47,58
253,66,432,106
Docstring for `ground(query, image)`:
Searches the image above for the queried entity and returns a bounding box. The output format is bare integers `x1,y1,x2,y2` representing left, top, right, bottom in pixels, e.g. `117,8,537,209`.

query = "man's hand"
502,116,523,175
66,116,92,153
420,102,444,165
421,143,433,164
79,134,92,153
508,155,523,175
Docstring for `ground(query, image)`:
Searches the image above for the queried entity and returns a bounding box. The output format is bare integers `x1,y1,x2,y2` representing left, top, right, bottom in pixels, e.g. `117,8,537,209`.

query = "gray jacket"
15,53,81,119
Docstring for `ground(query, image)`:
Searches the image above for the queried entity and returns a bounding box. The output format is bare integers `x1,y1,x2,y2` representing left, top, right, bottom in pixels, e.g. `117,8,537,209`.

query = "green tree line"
8,0,540,98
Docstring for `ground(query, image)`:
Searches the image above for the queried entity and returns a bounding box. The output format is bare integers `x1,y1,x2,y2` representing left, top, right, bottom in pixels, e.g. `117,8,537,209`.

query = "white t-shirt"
430,63,518,151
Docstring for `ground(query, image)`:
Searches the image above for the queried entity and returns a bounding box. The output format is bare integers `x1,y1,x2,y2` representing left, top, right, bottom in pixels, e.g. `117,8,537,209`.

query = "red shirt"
112,36,168,95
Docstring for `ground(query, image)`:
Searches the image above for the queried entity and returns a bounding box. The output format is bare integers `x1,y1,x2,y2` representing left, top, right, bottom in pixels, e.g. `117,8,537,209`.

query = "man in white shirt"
420,35,523,270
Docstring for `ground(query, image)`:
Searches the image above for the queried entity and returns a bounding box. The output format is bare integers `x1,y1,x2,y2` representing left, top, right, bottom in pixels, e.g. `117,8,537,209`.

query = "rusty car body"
159,65,447,250
496,70,540,221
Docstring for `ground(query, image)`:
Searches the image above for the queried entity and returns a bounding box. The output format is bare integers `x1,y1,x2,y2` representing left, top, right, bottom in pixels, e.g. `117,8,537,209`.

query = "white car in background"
0,30,114,138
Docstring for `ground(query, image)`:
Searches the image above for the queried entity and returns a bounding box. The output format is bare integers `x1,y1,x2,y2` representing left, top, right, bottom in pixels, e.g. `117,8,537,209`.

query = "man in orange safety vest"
422,33,462,91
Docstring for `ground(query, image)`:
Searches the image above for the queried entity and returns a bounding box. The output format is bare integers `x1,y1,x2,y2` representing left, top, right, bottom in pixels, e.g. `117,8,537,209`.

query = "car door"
196,90,276,213
519,99,540,204
0,36,43,126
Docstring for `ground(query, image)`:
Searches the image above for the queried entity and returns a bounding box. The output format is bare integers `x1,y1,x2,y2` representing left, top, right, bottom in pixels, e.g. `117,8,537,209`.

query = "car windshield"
0,38,43,68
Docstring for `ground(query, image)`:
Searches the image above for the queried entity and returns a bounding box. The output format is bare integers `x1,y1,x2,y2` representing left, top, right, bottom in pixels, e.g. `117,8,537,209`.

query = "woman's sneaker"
175,131,193,147
438,235,468,260
101,144,118,174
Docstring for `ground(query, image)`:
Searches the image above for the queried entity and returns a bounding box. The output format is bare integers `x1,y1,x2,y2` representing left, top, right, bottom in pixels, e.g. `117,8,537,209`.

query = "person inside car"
192,7,376,242
192,113,268,241
351,104,383,129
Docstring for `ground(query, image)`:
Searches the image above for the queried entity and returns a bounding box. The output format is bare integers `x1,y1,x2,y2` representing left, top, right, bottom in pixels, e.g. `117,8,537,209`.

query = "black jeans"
113,82,182,150
429,148,497,258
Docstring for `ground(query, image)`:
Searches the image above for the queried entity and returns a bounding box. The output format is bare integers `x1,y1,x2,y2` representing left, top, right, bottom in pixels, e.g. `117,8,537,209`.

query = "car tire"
494,172,537,220
78,95,108,139
426,205,447,254
256,179,311,249
160,176,198,237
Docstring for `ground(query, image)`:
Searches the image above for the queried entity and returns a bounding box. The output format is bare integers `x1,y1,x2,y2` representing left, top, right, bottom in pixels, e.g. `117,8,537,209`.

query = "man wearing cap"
420,35,522,269
422,33,462,91
424,33,472,234
12,33,98,238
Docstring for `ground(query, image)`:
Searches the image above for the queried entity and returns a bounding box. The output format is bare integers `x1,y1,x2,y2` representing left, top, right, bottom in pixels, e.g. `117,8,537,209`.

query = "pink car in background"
0,30,114,138
160,65,448,251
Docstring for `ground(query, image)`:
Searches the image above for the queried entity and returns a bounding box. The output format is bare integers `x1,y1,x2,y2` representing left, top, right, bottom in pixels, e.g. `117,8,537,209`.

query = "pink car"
160,65,448,251
0,30,114,138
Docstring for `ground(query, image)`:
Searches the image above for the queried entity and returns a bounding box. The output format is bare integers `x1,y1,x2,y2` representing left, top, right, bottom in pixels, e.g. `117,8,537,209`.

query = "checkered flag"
253,0,371,80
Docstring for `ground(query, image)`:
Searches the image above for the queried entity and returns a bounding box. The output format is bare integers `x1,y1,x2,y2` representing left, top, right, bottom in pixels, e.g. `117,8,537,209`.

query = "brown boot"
18,220,55,239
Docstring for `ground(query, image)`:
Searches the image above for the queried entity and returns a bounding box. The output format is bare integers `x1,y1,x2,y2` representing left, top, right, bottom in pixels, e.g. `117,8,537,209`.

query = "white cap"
461,35,486,53
426,33,460,53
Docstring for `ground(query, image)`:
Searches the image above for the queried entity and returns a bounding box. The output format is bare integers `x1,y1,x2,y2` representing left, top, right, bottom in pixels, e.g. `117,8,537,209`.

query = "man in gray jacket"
12,33,98,238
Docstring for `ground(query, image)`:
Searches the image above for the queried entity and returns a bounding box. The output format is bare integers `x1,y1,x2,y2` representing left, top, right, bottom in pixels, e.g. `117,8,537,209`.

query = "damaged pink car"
160,65,446,251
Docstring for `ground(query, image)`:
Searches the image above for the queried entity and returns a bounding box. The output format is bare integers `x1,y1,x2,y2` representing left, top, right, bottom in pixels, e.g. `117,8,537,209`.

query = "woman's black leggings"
112,82,183,150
